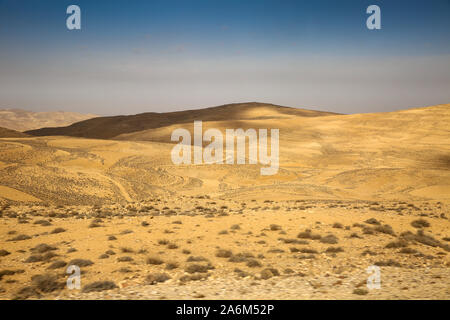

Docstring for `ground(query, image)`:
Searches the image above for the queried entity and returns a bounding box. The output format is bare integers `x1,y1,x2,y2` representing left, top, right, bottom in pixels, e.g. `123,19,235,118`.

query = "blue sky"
0,0,449,115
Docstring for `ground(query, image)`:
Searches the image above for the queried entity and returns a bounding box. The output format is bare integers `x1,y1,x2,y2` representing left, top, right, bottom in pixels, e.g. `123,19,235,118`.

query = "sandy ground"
0,198,449,299
0,104,449,299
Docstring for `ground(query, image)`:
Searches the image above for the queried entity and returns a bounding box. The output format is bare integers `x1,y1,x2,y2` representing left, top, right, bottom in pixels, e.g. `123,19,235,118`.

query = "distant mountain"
0,126,29,138
0,108,97,132
25,102,338,139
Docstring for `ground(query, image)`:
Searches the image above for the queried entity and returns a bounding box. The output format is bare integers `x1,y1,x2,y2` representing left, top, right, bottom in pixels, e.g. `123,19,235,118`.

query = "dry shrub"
297,230,321,240
31,274,64,293
179,273,210,282
298,248,318,254
399,248,418,254
34,220,52,226
260,268,279,280
320,235,339,244
365,218,380,225
349,233,362,239
31,243,57,254
362,227,375,235
25,252,58,263
88,222,102,228
353,288,368,295
401,230,447,250
8,234,31,241
385,240,408,249
146,273,171,285
68,258,94,267
82,281,117,293
280,238,309,245
361,250,377,256
47,260,67,269
325,246,344,253
411,219,430,228
0,269,24,280
117,256,133,262
50,228,66,234
216,249,233,258
187,256,208,262
146,256,164,265
185,263,214,274
165,262,179,270
246,259,262,268
228,252,254,263
0,249,11,257
374,224,395,236
270,224,282,231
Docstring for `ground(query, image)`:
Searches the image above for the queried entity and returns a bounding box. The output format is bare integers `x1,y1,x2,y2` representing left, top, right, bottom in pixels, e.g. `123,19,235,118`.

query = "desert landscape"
0,102,449,300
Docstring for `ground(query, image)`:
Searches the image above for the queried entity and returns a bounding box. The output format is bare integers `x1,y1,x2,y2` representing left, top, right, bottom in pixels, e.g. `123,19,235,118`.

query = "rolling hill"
0,127,28,138
0,102,448,204
25,102,337,140
0,108,97,132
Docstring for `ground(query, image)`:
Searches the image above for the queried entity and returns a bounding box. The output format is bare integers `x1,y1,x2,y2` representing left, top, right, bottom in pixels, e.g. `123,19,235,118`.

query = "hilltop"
25,102,337,140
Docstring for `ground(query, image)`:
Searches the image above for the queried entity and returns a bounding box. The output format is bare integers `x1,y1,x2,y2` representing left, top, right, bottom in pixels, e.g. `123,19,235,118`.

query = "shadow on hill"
25,102,337,140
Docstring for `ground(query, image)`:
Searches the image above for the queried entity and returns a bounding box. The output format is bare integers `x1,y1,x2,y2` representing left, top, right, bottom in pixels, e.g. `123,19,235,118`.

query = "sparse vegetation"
68,259,94,267
0,249,11,257
185,263,213,274
216,249,233,258
297,229,321,240
146,256,164,265
411,219,430,228
365,218,380,225
320,234,339,244
325,246,344,253
50,227,66,234
385,240,408,249
353,288,368,295
8,234,31,241
146,273,171,285
82,281,117,293
31,274,64,293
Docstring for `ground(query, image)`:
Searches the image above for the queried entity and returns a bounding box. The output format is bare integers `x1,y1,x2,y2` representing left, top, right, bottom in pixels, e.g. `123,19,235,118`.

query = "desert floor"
0,198,449,299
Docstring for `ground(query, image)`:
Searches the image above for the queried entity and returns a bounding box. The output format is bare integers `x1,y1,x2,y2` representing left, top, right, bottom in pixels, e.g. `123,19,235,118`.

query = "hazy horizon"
1,0,449,115
1,100,449,117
